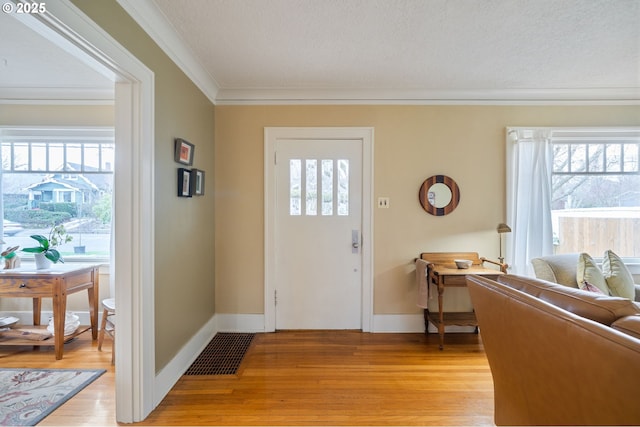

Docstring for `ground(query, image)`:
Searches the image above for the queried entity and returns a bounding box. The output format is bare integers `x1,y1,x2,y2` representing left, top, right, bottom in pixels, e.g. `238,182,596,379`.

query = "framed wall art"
191,169,205,196
177,168,192,197
174,138,194,165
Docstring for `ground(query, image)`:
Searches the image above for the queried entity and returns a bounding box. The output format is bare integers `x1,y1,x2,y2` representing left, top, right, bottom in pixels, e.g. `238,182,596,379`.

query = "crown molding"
116,0,219,104
0,87,114,105
215,87,640,105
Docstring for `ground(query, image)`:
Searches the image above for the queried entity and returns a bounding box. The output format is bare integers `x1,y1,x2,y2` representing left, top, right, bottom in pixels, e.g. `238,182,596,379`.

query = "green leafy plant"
22,224,73,263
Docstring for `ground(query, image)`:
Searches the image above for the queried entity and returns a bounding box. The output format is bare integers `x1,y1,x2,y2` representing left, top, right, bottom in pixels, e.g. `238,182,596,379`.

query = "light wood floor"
0,330,495,426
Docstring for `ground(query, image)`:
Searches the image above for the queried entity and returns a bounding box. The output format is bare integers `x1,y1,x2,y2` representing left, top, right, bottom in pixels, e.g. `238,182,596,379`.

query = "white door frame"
264,127,374,332
19,2,156,422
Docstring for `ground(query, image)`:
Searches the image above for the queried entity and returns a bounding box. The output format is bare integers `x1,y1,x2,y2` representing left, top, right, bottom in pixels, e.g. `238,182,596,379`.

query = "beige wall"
72,0,216,371
215,105,640,315
0,104,114,127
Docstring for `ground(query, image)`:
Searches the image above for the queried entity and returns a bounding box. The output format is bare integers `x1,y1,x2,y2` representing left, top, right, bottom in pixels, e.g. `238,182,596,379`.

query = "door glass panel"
290,159,301,215
337,159,349,216
321,159,333,215
305,159,317,215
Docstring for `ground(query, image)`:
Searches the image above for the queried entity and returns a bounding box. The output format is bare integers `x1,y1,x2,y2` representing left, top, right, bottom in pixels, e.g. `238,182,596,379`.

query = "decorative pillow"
602,249,635,300
579,280,605,295
576,253,609,295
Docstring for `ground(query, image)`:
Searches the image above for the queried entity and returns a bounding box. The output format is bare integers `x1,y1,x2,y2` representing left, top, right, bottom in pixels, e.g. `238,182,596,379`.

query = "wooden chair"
97,298,115,364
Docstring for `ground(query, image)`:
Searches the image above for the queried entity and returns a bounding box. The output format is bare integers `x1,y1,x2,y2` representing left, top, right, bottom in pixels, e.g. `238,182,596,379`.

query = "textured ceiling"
148,0,640,102
1,0,638,104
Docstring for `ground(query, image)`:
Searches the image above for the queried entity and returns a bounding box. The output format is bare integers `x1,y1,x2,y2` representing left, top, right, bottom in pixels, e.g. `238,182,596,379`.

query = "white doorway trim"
22,1,156,422
264,127,374,332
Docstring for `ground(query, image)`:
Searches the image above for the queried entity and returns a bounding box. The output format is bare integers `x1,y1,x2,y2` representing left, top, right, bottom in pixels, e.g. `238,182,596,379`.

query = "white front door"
274,138,363,329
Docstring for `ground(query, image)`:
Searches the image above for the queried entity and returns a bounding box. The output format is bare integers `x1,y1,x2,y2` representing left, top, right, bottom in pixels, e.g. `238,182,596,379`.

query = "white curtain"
505,128,555,275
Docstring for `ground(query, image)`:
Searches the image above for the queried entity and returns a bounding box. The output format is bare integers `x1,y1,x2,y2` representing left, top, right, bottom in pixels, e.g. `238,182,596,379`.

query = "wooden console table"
419,252,505,349
0,264,99,359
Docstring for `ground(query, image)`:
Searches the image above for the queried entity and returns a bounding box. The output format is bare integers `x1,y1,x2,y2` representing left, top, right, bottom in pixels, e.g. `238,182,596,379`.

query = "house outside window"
0,127,114,262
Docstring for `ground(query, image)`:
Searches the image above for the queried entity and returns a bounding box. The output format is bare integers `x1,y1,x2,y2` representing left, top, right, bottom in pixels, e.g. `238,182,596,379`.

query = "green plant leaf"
29,235,49,250
45,248,63,263
22,247,45,254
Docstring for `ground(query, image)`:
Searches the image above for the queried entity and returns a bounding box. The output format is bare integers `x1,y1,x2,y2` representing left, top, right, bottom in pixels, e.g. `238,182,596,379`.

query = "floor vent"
185,333,255,375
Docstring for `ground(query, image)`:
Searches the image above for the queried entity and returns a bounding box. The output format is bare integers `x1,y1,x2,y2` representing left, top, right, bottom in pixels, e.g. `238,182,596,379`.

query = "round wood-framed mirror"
419,175,460,216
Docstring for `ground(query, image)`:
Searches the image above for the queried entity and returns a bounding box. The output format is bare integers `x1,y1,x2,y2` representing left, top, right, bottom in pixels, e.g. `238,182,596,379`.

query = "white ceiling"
135,0,640,103
1,0,638,105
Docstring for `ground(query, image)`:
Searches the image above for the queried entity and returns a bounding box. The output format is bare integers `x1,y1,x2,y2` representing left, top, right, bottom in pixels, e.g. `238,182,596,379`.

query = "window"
289,158,349,216
507,127,639,275
0,127,114,262
550,130,640,258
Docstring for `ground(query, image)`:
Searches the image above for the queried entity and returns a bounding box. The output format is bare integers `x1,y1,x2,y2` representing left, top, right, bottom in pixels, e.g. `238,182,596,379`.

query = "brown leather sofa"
466,273,640,426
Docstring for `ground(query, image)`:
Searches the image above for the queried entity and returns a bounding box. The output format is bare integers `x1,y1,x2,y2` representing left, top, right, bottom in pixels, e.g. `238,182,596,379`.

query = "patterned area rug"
185,333,255,375
0,368,106,426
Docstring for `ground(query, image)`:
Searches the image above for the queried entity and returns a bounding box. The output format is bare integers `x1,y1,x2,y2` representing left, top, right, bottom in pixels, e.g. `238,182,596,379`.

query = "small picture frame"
174,138,194,165
177,168,192,197
191,169,205,196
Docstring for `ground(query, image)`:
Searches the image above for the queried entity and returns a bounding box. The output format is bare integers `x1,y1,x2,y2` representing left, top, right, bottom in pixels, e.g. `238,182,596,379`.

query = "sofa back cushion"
530,253,580,288
498,274,640,326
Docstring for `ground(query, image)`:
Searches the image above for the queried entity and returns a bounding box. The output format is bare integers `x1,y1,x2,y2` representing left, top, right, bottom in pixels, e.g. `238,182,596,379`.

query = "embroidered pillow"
602,249,635,300
576,253,609,295
579,280,605,295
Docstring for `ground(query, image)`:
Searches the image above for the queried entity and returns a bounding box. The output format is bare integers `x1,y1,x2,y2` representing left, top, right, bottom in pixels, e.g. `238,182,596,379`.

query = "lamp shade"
497,223,511,233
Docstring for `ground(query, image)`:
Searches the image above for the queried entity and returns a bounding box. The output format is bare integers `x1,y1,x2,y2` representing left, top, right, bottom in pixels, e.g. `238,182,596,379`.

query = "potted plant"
23,224,73,269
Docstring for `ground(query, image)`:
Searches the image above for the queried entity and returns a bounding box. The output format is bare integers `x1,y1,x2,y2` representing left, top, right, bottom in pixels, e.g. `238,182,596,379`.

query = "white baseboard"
372,314,476,333
154,314,217,407
210,313,473,334
215,314,266,332
213,313,428,333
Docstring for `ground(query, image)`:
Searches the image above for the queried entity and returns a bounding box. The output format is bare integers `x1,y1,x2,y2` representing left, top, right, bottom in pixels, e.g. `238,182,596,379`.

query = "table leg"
52,284,67,360
437,283,445,350
423,309,429,334
32,298,41,325
87,268,99,340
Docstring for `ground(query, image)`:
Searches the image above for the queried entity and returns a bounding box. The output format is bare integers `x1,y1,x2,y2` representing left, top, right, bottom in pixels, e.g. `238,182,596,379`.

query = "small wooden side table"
0,264,100,359
420,252,505,349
